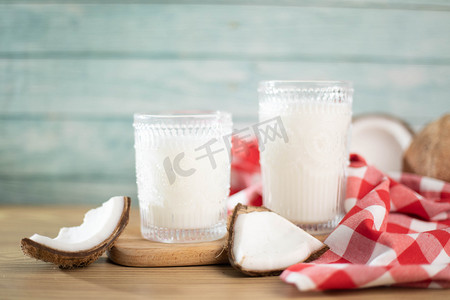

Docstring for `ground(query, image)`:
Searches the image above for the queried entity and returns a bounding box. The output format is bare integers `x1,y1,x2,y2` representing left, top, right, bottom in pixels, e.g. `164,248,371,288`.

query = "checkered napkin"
280,154,450,291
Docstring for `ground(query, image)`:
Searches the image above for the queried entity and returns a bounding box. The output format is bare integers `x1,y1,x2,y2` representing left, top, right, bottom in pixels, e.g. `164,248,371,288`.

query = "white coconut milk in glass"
258,81,353,235
133,111,232,243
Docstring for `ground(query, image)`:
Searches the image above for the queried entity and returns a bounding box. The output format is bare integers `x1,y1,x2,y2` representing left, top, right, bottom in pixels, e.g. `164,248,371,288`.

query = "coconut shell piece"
21,196,131,269
227,204,329,277
351,114,414,173
403,114,450,182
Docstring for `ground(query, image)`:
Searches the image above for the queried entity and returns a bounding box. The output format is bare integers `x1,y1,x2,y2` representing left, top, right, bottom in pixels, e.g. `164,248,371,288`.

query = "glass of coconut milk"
133,111,232,243
258,81,353,235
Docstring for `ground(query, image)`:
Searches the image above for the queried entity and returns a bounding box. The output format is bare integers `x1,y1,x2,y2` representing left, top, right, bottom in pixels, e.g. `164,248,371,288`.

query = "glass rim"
134,110,231,121
258,80,353,89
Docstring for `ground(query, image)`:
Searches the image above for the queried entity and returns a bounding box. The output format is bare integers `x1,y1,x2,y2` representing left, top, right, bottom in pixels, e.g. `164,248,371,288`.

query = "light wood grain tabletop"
1,205,449,299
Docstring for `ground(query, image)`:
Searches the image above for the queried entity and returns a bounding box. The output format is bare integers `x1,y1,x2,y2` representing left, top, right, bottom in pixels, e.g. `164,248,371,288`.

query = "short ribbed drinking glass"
133,111,232,243
258,81,353,235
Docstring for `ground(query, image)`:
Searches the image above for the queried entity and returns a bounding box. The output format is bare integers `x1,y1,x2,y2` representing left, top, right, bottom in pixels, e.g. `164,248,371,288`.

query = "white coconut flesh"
351,115,414,173
232,211,325,271
29,196,125,252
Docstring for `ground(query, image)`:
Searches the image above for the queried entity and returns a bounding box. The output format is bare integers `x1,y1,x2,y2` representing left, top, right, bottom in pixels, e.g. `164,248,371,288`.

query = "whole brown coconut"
403,114,450,182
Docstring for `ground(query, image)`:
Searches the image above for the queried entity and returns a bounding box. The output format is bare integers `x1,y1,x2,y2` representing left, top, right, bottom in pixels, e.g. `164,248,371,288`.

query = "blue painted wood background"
1,1,449,205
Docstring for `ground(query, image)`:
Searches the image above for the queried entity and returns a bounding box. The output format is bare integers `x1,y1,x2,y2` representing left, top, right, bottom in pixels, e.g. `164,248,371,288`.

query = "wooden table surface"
1,205,449,300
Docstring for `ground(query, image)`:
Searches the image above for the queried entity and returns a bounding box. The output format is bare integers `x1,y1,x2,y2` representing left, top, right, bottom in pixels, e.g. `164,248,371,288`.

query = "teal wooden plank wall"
1,1,449,205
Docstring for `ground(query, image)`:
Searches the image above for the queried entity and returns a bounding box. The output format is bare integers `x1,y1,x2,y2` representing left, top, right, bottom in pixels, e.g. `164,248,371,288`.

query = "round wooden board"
107,226,229,267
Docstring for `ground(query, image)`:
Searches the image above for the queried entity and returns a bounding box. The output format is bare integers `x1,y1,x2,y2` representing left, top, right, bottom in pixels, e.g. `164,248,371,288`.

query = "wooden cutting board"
107,225,229,267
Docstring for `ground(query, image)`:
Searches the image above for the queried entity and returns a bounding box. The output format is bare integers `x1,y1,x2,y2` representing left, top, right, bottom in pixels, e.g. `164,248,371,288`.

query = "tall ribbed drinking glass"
258,81,353,235
133,111,232,243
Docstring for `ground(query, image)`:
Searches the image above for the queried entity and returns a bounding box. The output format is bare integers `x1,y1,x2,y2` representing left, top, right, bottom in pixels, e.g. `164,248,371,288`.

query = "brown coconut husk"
403,114,450,182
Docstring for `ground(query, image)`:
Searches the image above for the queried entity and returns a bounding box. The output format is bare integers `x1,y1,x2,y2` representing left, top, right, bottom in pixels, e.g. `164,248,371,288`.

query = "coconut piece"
351,114,414,173
227,204,328,276
21,196,131,269
403,114,450,182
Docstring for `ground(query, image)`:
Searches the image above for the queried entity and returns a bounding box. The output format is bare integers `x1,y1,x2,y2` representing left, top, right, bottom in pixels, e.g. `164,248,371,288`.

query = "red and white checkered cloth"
229,142,450,290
